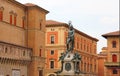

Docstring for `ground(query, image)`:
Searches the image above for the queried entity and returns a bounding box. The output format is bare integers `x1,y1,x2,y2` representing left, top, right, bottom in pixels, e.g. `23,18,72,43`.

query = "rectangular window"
90,45,92,53
50,61,54,69
84,63,86,72
22,19,25,28
87,64,89,72
87,46,89,52
51,36,55,44
90,64,92,72
81,44,82,50
84,44,86,51
14,16,16,25
51,50,54,55
39,70,43,76
112,54,117,62
23,51,25,56
94,65,96,72
10,15,12,24
39,49,42,57
112,41,116,48
81,62,83,71
0,11,3,21
40,22,42,30
77,42,79,49
113,69,117,74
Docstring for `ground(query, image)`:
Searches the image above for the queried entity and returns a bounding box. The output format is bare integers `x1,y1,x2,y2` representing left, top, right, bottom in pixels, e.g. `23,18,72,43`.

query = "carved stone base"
56,52,81,76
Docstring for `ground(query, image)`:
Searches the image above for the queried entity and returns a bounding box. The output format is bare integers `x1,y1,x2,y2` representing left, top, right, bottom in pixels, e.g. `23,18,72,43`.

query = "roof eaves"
8,0,26,8
102,34,120,38
26,4,49,14
102,31,120,38
46,23,68,27
75,28,99,41
46,23,98,41
35,5,49,14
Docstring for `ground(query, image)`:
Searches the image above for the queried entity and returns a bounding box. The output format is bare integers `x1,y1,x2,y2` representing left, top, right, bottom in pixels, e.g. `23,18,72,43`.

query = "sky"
16,0,119,53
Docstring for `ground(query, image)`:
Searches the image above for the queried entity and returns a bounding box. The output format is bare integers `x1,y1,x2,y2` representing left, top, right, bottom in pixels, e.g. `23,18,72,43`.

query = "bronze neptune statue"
55,21,82,75
66,21,74,53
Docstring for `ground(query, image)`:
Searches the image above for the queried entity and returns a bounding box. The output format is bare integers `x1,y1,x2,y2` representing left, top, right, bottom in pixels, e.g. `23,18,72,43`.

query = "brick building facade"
0,0,49,76
45,20,98,76
0,1,102,76
98,31,120,76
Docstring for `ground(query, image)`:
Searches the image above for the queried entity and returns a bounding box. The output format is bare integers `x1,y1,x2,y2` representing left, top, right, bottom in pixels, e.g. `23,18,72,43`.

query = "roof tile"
46,20,98,41
102,31,120,38
46,20,66,25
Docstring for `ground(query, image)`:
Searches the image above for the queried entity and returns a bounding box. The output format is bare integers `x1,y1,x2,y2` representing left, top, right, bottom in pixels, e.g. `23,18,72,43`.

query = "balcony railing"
104,62,120,67
0,41,32,61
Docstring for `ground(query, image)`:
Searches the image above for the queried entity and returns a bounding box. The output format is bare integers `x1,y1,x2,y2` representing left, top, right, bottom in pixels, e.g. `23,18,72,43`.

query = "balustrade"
0,41,32,62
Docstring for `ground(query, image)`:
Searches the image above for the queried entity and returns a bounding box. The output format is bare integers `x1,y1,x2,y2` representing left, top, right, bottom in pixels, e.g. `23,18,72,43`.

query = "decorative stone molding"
14,13,17,16
9,11,17,17
0,6,4,11
9,10,14,14
0,41,32,65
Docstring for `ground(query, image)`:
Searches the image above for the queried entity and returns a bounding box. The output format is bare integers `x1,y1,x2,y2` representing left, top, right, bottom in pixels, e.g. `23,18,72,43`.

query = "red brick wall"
46,50,58,68
47,32,58,44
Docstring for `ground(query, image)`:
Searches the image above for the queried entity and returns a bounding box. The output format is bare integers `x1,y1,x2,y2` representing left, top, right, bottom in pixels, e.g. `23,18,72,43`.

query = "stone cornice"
27,5,49,14
0,41,32,50
0,57,31,65
46,23,98,42
6,0,26,8
0,41,32,62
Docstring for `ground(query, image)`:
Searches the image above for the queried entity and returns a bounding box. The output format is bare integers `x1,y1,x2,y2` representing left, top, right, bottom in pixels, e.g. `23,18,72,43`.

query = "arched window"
10,14,12,24
0,7,4,21
0,11,3,21
9,11,13,24
112,41,116,48
14,13,17,26
112,54,117,62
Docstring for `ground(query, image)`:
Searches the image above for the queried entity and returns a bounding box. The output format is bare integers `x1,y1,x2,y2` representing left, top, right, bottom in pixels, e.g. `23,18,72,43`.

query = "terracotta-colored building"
98,31,120,76
45,20,98,76
0,0,49,76
98,47,107,76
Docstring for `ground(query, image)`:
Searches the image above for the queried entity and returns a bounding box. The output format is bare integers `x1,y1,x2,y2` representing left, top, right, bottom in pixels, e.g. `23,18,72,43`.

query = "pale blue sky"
17,0,119,53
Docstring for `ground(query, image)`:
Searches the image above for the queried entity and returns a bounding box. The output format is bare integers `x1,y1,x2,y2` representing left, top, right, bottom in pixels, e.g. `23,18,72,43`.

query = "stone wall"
0,41,32,76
